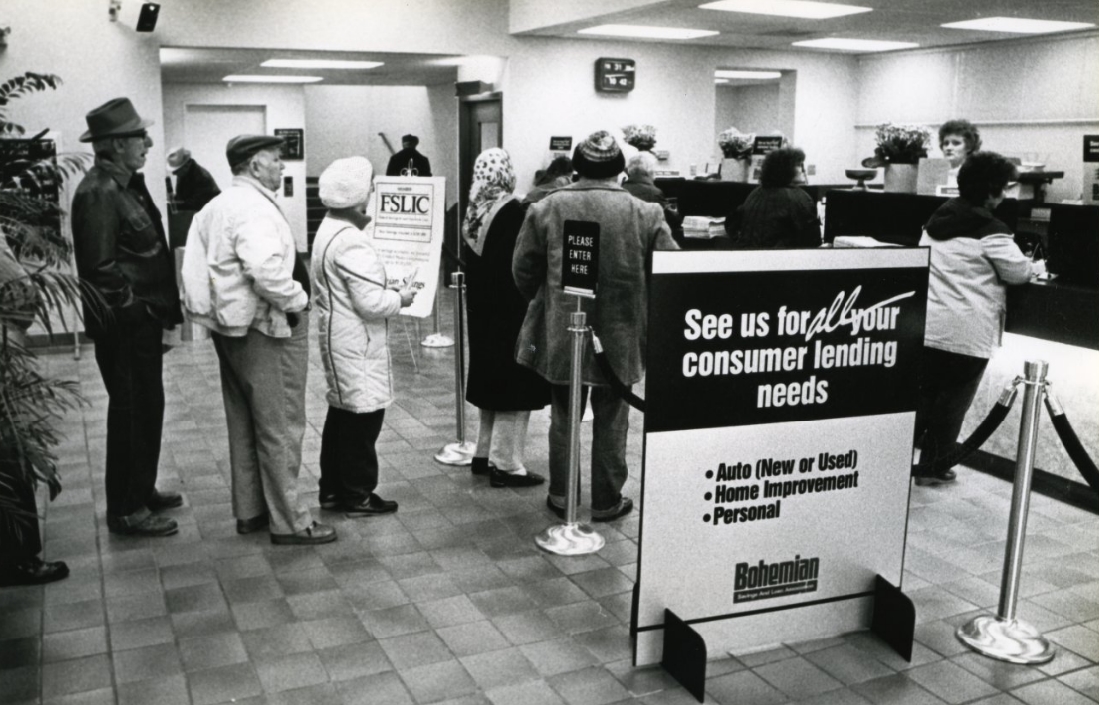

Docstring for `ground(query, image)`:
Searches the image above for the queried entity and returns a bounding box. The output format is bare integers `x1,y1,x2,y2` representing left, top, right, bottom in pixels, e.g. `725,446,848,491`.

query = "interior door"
183,105,266,196
458,97,502,217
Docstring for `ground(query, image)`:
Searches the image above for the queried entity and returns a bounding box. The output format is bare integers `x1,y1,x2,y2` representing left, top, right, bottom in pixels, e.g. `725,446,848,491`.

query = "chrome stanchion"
422,269,454,348
536,304,605,556
434,271,475,465
956,360,1056,664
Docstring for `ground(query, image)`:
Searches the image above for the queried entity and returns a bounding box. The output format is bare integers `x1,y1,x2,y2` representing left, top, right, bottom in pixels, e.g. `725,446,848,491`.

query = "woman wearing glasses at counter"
913,151,1041,486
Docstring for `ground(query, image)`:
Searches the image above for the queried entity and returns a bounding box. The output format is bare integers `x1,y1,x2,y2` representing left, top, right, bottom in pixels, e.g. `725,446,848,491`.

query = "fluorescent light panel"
261,59,383,69
715,69,782,79
793,38,918,51
223,75,324,83
941,17,1094,34
578,24,719,39
700,0,871,20
715,79,730,83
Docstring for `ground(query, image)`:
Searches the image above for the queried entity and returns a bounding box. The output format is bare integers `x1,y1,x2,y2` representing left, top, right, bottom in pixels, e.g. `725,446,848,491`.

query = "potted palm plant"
1,72,92,560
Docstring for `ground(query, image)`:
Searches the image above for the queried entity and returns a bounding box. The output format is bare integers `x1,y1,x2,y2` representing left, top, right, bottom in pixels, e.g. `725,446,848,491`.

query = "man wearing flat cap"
181,134,336,546
72,97,184,538
167,147,220,211
385,134,432,177
513,130,677,523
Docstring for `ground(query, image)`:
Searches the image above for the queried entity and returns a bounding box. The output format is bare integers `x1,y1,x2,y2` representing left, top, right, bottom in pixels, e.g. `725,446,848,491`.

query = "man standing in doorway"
72,97,184,537
167,146,220,211
512,131,677,522
386,134,432,177
181,135,335,545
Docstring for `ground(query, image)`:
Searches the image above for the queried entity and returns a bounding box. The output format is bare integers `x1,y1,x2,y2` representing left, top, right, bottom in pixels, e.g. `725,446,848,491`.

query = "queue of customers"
0,96,1035,585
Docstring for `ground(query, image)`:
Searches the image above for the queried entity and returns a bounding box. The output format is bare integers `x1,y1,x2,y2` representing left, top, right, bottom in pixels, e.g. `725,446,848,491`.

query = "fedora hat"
79,97,154,143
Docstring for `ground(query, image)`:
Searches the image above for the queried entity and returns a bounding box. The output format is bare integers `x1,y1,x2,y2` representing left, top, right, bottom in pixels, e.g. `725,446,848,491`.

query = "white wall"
162,84,309,250
303,85,459,205
855,32,1099,201
502,37,860,190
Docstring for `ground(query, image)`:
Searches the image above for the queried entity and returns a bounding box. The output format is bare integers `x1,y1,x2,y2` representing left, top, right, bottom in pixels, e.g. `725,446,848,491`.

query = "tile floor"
2,308,1098,705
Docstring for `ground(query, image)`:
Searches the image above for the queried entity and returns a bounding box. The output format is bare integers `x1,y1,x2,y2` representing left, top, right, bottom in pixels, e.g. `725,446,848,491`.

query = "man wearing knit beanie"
513,130,678,523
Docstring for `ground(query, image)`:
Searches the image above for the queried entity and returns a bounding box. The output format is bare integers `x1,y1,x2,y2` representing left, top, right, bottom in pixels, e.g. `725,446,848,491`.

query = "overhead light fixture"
793,38,918,51
700,0,871,20
715,69,782,79
578,24,719,40
222,75,324,84
715,79,730,84
261,59,384,70
941,17,1094,34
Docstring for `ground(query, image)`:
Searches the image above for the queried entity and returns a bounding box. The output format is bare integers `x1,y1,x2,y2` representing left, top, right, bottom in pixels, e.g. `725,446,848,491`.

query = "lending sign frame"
633,248,927,674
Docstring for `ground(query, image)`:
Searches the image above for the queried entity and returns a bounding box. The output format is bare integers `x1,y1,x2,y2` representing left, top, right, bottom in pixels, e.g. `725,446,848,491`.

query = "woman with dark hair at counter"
523,155,573,204
462,148,550,487
938,119,982,170
913,151,1038,486
724,146,820,249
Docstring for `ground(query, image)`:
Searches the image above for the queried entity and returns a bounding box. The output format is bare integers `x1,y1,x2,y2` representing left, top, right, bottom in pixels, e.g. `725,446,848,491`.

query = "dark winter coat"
465,199,550,410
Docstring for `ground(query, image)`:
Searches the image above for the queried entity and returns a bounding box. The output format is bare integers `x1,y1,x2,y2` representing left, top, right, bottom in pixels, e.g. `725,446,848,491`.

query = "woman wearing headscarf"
462,148,549,487
311,157,416,516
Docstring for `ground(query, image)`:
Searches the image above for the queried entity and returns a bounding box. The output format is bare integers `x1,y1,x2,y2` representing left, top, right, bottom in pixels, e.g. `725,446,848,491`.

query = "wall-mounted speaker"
136,2,160,32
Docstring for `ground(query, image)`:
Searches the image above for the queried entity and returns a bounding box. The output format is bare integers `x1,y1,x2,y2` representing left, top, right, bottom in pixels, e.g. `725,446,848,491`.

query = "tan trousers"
474,409,532,472
212,315,312,535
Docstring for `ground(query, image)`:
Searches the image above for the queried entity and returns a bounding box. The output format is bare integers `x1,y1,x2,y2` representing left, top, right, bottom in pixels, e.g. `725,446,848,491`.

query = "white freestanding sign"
368,176,446,318
634,249,928,667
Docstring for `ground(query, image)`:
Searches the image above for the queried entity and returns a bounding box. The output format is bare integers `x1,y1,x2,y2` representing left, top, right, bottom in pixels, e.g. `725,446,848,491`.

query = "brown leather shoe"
592,497,634,523
344,494,398,518
270,521,337,546
147,489,183,511
0,558,69,586
107,512,179,537
236,513,270,535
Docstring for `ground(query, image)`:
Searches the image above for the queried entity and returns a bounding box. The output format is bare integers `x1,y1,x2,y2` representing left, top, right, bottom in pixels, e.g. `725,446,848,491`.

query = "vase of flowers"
862,123,931,193
718,127,754,182
622,124,657,152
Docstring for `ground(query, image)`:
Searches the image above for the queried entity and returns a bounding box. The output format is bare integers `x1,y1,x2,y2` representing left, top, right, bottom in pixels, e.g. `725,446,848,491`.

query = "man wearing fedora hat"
180,134,335,546
167,146,220,212
385,134,432,177
71,97,184,537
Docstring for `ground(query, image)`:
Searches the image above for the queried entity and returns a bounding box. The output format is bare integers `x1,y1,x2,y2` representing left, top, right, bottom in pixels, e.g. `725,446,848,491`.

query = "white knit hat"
319,156,374,208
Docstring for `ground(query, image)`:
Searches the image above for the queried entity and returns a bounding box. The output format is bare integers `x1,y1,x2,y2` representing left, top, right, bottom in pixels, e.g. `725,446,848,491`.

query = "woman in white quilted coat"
311,157,415,517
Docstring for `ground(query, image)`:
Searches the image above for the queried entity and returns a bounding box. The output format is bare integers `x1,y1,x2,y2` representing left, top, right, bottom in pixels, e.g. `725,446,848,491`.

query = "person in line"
513,131,678,522
181,134,335,545
71,97,184,537
312,157,415,515
385,134,432,177
939,119,982,171
167,146,220,211
913,151,1036,486
462,148,549,487
621,151,666,204
724,146,820,249
523,156,573,204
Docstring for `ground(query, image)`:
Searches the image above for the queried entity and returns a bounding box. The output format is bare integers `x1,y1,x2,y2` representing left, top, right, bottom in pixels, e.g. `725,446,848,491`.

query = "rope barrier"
913,378,1019,476
590,331,646,412
1043,385,1099,495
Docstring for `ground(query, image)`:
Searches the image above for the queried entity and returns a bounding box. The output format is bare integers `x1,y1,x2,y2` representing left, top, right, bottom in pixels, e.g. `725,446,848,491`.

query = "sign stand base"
661,609,707,703
434,440,476,466
420,333,454,348
871,575,915,662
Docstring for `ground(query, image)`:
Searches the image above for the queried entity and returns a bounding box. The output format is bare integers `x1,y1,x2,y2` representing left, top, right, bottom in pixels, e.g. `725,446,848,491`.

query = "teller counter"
826,189,1098,510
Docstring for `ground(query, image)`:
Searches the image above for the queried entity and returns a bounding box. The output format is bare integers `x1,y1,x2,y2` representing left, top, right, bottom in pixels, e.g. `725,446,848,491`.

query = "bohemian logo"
733,554,819,604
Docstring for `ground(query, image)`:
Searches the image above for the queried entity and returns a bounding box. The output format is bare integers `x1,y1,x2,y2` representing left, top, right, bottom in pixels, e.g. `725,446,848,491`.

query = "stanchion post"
535,303,605,555
956,359,1056,664
434,271,475,465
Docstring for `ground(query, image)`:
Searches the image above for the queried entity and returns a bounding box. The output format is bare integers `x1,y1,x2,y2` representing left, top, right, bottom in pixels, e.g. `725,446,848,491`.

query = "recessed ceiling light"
715,79,730,84
578,24,719,40
223,75,324,83
793,38,919,51
715,70,782,79
941,17,1094,34
261,59,384,70
700,0,871,20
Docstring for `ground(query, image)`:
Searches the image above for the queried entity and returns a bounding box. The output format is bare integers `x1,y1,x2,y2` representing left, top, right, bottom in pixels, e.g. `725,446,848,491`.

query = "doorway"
458,95,502,217
183,104,267,196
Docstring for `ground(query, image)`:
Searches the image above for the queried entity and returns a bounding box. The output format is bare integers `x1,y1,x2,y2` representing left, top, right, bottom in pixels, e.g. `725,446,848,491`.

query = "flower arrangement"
622,124,657,151
718,127,754,160
863,122,931,166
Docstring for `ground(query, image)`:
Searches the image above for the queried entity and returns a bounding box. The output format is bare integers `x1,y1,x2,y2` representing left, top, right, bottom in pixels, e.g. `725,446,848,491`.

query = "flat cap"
226,135,284,168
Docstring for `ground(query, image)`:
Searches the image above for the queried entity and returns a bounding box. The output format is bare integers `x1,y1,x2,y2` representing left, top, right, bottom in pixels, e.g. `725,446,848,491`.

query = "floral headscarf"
462,148,516,255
